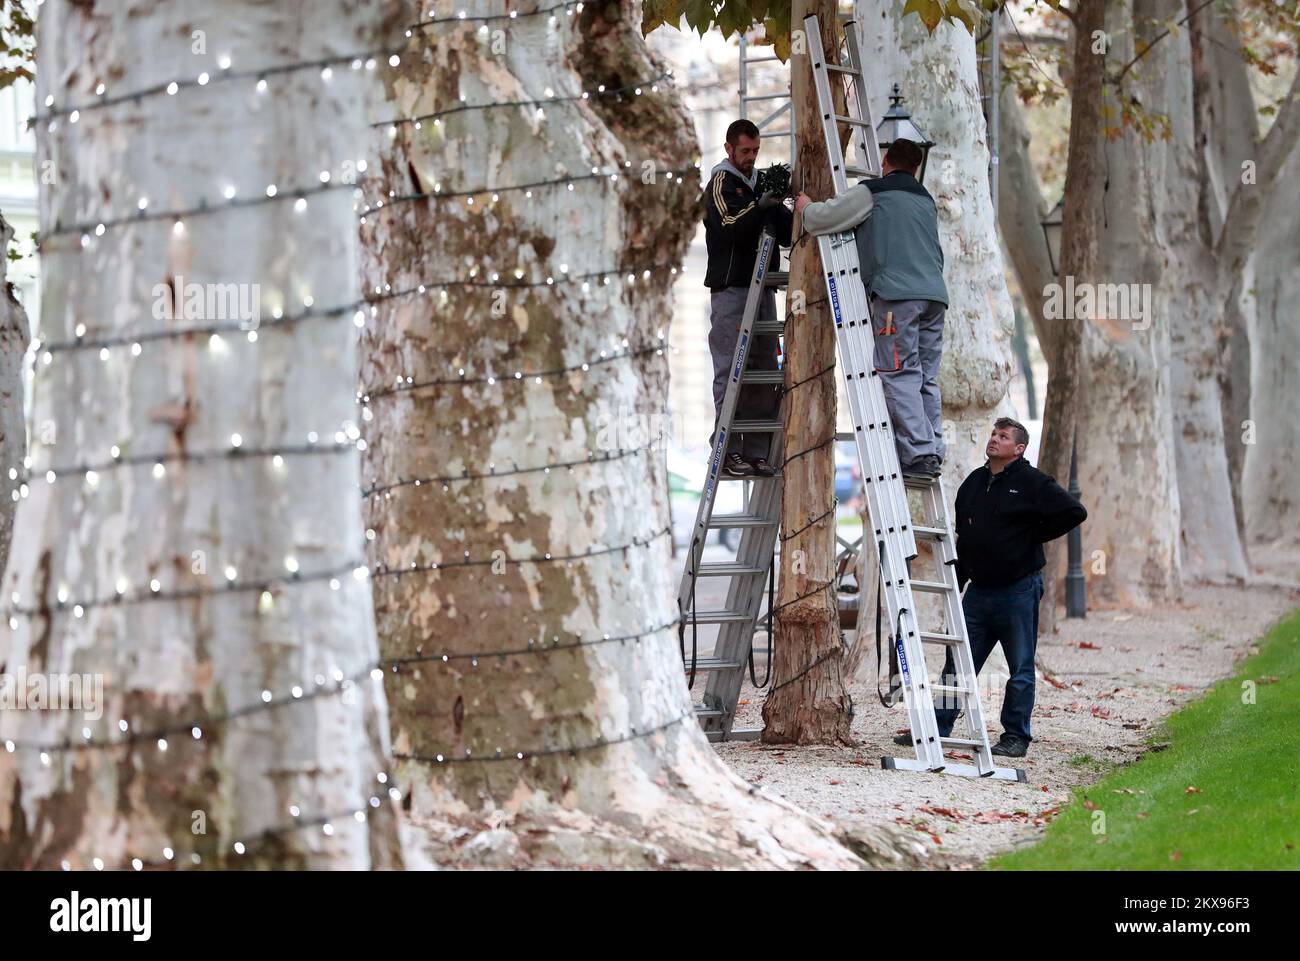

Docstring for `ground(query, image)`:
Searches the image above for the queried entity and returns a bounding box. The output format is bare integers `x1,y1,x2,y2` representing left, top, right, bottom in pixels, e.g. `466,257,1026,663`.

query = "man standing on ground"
703,119,793,477
794,138,947,478
894,418,1087,758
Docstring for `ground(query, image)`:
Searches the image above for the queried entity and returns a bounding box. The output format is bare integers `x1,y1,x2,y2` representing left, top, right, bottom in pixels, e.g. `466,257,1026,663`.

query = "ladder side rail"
840,21,882,179
822,235,918,559
677,230,777,615
925,477,997,774
816,238,945,770
804,17,853,197
703,478,783,736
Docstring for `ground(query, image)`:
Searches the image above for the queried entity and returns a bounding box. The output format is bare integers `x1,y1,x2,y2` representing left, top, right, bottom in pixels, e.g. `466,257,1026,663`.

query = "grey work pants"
708,287,780,462
869,294,946,465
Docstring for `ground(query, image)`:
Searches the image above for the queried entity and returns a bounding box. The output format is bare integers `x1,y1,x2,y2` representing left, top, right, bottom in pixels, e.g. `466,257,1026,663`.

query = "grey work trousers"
708,286,780,462
869,294,946,465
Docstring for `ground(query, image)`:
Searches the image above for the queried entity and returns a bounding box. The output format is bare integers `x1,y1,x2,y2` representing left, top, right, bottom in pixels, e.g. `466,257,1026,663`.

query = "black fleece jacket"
702,165,794,290
954,457,1088,590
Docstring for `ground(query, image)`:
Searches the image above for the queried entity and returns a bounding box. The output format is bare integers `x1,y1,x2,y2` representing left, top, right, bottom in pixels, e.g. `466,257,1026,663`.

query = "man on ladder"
795,138,948,480
703,119,794,478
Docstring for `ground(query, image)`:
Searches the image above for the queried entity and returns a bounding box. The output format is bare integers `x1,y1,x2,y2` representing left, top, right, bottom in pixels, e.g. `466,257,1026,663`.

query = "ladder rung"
695,561,768,577
709,513,776,528
913,525,948,540
740,370,783,384
753,322,784,334
717,471,782,481
764,271,789,287
919,631,961,646
825,64,861,76
743,93,790,102
845,165,875,178
830,113,872,128
903,474,939,491
931,684,970,696
689,609,752,624
909,579,951,594
940,737,986,748
693,705,726,719
730,419,784,432
683,657,744,672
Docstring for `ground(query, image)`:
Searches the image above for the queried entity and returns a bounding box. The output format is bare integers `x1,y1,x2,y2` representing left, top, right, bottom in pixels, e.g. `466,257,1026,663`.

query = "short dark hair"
884,138,923,172
726,119,760,145
994,417,1030,449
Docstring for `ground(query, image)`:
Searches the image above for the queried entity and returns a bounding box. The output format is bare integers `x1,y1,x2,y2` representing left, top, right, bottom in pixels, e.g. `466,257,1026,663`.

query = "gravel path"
707,545,1300,868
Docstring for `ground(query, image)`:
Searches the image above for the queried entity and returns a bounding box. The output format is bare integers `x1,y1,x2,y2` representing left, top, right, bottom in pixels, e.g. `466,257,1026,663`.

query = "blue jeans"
933,572,1043,741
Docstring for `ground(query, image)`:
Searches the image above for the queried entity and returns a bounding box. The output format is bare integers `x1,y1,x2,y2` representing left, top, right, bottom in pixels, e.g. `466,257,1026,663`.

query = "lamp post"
1041,197,1064,276
876,84,935,183
1065,432,1087,618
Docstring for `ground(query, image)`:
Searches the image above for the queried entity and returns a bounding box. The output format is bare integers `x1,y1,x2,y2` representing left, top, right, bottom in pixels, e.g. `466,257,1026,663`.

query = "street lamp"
1065,432,1087,619
1041,197,1064,276
876,84,935,183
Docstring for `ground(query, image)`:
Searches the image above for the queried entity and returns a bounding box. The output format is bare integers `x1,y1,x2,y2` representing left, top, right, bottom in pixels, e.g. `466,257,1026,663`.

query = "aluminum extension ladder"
805,13,1024,781
677,230,787,742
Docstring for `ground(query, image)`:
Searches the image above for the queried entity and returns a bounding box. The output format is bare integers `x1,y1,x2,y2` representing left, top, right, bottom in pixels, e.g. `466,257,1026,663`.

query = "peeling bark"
764,0,852,748
0,214,28,579
359,0,865,868
0,0,406,870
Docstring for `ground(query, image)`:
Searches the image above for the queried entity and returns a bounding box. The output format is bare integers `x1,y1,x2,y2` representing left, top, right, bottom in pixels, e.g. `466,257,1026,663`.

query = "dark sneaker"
902,454,941,478
751,457,776,477
892,733,914,747
723,453,755,477
990,734,1030,758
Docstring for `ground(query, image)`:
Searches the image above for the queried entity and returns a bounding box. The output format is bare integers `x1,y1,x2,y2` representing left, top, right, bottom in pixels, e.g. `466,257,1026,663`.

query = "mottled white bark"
0,215,28,579
855,2,1017,481
0,0,405,869
1066,0,1186,603
850,3,1017,640
1244,142,1300,545
357,0,869,868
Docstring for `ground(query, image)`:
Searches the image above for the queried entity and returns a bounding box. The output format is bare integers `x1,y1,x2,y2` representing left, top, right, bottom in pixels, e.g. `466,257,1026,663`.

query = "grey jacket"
802,171,948,306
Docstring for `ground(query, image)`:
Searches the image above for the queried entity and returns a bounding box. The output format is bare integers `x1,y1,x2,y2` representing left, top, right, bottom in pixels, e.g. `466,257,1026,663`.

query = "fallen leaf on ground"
1169,850,1182,861
917,806,962,821
1091,706,1112,719
1079,642,1102,650
1185,785,1202,794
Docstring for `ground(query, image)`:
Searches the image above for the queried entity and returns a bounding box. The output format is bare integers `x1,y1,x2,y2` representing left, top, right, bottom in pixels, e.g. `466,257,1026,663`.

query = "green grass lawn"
992,609,1300,870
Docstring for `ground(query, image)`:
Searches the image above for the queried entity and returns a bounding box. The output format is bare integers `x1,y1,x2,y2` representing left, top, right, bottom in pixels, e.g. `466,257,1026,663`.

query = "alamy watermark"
0,668,104,720
152,275,261,330
1042,275,1152,331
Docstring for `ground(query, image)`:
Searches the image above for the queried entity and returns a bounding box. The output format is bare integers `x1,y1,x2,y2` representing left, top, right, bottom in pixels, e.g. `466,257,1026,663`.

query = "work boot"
723,453,755,477
751,457,776,477
902,454,941,479
990,733,1030,758
892,734,915,747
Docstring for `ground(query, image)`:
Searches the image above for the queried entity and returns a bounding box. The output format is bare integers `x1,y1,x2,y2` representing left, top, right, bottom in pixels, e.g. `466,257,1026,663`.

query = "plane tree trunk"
763,0,853,747
0,0,406,869
358,0,869,868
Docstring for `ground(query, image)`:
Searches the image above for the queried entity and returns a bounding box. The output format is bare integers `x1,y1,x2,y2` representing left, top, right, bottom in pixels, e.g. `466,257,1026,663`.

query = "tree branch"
1215,66,1300,285
1110,0,1218,86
